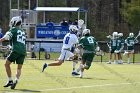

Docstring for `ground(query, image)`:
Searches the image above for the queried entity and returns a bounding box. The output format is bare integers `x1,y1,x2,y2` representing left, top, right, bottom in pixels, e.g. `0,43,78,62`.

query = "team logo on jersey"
54,30,61,36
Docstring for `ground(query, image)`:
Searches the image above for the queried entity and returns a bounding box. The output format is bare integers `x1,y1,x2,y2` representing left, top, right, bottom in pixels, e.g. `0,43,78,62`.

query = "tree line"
0,0,140,40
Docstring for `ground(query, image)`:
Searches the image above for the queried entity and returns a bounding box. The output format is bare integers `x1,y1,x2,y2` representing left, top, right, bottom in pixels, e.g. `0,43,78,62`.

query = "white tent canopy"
34,7,81,12
34,7,88,28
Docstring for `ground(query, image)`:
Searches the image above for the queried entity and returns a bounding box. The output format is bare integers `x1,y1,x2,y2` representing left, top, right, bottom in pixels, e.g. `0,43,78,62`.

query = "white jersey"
58,33,78,61
62,33,78,49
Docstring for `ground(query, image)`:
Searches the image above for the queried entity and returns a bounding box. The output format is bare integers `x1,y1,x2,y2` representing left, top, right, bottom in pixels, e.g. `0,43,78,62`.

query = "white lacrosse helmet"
118,33,123,37
82,29,90,36
129,33,134,37
69,25,78,34
112,32,118,38
9,16,22,27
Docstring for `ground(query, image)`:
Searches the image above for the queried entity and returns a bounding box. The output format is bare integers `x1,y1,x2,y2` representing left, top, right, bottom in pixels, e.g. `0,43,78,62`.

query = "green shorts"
7,51,25,64
82,53,95,69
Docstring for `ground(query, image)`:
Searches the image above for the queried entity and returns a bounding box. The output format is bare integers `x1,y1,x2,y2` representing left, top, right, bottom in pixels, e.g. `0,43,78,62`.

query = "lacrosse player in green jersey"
114,33,124,64
107,32,118,64
124,33,138,64
76,29,98,78
0,16,26,89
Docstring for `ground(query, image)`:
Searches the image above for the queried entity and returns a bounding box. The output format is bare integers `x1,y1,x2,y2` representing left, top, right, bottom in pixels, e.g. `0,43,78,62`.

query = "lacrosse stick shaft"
107,43,110,48
134,31,140,40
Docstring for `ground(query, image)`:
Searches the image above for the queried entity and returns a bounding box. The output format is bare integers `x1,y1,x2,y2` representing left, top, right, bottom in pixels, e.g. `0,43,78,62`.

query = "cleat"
3,80,13,87
107,62,111,64
42,63,48,72
11,80,18,89
127,62,131,64
72,72,80,76
114,61,118,64
79,74,83,78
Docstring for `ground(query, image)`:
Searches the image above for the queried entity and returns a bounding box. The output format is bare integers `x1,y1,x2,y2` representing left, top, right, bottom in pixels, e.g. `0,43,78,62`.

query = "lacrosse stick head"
138,31,140,36
78,19,84,28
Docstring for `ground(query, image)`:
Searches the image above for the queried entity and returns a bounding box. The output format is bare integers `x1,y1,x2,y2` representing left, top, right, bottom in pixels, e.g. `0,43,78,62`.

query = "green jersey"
125,37,136,50
79,35,97,53
8,27,26,55
116,37,124,50
108,38,117,50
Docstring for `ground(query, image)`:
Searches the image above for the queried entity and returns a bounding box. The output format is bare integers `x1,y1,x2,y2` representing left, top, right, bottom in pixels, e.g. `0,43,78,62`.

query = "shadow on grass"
73,76,108,80
14,89,41,92
0,89,41,92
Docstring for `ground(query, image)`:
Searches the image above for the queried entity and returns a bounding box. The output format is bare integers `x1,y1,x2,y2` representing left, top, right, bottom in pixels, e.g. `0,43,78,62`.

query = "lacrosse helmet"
129,33,134,37
69,25,78,34
118,33,123,37
9,16,22,28
112,32,118,38
82,29,90,36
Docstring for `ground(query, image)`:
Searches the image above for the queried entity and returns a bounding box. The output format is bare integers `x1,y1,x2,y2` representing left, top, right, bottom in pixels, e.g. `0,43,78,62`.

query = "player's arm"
125,39,129,46
77,38,84,56
119,42,124,52
0,31,12,42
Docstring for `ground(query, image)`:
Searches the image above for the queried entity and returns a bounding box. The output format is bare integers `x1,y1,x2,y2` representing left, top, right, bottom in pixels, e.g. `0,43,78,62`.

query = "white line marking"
41,82,140,91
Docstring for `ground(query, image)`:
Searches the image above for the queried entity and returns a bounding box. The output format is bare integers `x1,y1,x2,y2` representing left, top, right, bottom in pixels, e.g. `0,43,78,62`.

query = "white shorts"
58,49,74,61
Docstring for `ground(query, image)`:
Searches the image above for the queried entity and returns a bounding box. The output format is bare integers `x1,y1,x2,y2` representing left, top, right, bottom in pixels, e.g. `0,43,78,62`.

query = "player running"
42,25,79,72
0,16,26,89
76,29,98,78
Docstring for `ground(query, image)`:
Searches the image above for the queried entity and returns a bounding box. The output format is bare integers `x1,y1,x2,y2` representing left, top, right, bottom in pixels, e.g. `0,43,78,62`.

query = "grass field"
0,54,140,93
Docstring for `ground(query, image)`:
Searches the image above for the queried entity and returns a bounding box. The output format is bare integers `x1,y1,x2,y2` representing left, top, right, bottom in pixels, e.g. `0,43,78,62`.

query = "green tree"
121,0,140,32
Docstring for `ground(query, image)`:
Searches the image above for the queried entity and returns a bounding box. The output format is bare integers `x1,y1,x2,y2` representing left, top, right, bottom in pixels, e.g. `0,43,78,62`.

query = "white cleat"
127,62,131,64
107,61,112,64
79,75,83,78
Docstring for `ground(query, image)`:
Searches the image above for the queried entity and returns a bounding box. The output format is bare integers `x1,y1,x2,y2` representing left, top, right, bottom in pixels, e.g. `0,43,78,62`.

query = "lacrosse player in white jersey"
42,25,79,72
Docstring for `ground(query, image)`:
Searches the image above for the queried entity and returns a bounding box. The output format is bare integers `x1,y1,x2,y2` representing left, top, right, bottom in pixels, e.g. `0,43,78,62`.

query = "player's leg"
118,52,123,64
42,60,64,72
108,49,114,64
3,59,13,87
115,52,119,64
108,52,112,64
3,52,18,87
127,53,131,64
11,54,25,89
114,52,118,64
11,64,22,89
79,60,85,78
79,53,94,78
72,53,79,75
42,50,73,72
127,50,134,64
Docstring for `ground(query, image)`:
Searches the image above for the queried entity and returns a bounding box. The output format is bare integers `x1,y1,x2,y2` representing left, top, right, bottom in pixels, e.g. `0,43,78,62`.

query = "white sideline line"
41,82,140,91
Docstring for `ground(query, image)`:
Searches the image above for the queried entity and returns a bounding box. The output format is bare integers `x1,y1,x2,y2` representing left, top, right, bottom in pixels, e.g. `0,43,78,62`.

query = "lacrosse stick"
77,19,86,37
96,50,105,56
107,43,111,49
134,31,140,41
78,19,84,28
123,50,134,56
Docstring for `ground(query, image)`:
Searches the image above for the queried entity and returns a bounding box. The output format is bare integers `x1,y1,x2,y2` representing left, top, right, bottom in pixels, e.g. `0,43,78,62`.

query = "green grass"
27,52,140,63
0,54,140,93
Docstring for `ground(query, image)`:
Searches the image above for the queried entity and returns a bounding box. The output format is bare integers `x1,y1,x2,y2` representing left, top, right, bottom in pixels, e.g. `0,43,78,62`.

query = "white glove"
96,46,100,52
114,50,120,53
